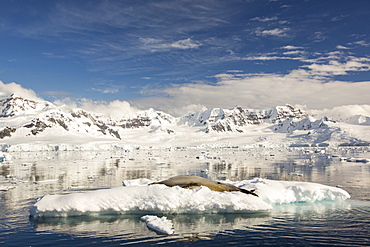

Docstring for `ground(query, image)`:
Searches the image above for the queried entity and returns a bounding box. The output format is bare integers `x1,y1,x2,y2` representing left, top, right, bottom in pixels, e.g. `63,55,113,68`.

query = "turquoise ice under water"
1,148,370,246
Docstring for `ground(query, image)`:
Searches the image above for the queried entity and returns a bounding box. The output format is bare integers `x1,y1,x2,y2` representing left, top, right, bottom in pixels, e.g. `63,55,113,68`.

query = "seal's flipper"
238,188,259,197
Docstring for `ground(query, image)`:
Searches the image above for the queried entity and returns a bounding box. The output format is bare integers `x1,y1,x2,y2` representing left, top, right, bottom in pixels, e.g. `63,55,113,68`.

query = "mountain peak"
0,94,54,117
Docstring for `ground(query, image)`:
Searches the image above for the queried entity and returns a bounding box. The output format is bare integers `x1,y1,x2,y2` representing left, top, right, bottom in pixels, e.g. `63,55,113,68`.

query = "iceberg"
29,178,350,218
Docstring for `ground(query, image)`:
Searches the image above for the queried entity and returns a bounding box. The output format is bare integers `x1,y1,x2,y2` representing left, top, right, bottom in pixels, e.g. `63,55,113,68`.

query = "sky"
0,0,370,116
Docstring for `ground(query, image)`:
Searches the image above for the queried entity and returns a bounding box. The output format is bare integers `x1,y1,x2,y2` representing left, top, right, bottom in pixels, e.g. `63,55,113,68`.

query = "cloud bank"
131,51,370,116
1,74,369,119
54,98,140,118
0,81,139,118
131,70,370,116
0,81,43,101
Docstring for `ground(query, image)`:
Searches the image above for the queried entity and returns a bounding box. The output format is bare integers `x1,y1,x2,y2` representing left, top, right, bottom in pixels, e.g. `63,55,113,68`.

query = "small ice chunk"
141,215,174,235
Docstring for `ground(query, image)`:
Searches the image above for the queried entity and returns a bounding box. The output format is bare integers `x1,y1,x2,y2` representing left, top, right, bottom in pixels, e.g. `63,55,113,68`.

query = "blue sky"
0,0,369,116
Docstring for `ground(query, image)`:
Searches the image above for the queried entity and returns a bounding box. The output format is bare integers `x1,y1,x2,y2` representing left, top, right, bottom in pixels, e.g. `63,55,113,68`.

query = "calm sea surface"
1,147,369,246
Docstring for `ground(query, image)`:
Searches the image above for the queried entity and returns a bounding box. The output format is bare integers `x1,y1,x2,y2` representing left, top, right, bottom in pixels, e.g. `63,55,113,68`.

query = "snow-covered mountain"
179,105,307,133
0,94,369,149
0,94,55,117
0,95,178,141
308,105,370,126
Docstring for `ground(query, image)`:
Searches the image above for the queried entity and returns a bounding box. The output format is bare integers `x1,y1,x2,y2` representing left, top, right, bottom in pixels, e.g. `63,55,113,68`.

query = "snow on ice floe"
246,178,350,204
141,215,174,235
29,178,350,218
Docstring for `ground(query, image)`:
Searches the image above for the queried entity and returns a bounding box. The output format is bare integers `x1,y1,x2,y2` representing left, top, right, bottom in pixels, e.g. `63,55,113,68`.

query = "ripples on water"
1,147,370,246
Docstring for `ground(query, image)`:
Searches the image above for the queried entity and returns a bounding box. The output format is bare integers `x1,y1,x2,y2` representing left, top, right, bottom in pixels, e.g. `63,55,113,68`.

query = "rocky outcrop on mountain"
0,127,16,139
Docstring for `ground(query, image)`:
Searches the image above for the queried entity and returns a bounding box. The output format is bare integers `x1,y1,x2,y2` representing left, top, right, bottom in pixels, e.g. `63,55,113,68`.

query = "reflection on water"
29,200,353,241
31,212,270,243
1,147,370,246
2,147,369,199
26,200,370,246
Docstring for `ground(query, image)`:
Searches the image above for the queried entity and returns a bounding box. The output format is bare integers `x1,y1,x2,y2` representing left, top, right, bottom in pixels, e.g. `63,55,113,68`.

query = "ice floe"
29,178,350,218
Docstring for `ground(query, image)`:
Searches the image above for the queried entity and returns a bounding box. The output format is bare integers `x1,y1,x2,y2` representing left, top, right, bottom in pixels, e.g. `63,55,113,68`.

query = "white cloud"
243,54,302,61
281,45,304,50
312,31,327,42
336,45,350,50
303,58,370,76
0,81,43,101
352,40,370,47
244,49,370,73
91,87,120,94
171,38,201,49
227,70,244,73
255,28,290,37
91,83,124,94
251,16,278,22
140,38,201,51
55,98,140,118
283,50,305,56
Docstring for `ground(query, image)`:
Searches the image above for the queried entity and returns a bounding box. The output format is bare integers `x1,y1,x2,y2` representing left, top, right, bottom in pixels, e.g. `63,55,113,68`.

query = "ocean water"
1,147,370,246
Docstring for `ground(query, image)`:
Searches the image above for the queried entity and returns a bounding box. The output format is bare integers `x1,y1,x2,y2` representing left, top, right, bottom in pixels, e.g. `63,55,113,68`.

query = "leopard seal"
151,175,258,197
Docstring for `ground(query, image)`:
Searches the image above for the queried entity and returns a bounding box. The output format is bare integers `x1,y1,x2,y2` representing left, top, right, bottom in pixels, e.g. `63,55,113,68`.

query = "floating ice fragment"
141,215,174,235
